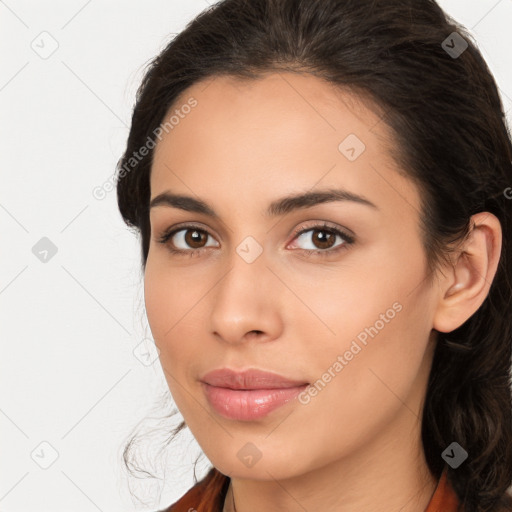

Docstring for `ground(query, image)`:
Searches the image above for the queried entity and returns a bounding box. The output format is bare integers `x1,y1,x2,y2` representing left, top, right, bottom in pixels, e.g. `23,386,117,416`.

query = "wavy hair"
116,1,512,510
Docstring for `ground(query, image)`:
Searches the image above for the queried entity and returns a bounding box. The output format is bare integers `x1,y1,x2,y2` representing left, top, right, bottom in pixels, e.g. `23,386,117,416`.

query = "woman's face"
145,72,440,479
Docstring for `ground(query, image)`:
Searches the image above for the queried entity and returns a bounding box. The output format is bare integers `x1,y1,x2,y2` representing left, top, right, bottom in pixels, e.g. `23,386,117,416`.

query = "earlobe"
432,212,502,333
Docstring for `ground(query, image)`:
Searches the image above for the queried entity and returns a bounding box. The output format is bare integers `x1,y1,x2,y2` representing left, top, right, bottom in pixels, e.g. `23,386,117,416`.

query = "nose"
208,247,283,346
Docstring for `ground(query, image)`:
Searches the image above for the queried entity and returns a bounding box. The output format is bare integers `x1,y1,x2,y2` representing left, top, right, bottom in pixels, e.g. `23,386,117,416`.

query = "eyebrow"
149,188,379,218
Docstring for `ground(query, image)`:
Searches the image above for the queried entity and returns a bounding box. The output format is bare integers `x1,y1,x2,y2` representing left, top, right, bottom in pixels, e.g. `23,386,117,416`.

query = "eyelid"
289,220,355,244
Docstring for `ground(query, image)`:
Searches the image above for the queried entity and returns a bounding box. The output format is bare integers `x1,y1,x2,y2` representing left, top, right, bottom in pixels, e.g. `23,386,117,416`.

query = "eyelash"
156,222,355,258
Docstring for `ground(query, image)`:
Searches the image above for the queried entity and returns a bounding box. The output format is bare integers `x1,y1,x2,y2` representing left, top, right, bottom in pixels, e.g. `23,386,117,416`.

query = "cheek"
144,260,172,344
143,260,201,416
287,267,434,464
298,237,432,393
144,257,196,362
299,237,423,331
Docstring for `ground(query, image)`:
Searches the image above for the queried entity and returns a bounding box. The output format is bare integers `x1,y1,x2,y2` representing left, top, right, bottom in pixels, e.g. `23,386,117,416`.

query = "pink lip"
200,368,309,421
201,368,308,389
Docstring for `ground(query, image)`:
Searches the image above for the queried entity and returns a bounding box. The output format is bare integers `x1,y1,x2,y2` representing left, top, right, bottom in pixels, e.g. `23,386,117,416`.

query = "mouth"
200,367,309,421
200,382,309,421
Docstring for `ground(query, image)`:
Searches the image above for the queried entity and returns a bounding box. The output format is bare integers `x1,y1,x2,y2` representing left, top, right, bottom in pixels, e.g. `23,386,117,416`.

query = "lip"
200,368,309,389
200,368,309,421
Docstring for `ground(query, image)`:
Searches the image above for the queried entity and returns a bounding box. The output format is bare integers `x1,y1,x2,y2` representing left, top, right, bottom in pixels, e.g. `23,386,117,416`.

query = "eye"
156,221,355,258
157,224,219,255
288,222,355,256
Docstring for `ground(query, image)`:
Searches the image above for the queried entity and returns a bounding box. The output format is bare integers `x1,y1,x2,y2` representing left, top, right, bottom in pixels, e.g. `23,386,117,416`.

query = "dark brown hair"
116,1,512,510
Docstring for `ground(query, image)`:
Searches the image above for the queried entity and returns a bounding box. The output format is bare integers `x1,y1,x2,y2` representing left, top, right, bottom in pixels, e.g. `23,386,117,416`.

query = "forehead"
150,72,421,220
156,71,391,152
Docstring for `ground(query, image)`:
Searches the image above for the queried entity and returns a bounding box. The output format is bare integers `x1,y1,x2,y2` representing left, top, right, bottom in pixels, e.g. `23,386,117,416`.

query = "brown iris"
184,229,208,249
308,229,336,250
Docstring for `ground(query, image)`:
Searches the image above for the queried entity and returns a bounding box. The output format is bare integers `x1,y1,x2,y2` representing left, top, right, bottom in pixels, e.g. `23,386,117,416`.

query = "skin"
144,72,502,512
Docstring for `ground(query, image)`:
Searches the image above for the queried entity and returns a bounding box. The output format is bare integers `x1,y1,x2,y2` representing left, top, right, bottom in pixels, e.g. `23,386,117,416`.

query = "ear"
432,212,502,333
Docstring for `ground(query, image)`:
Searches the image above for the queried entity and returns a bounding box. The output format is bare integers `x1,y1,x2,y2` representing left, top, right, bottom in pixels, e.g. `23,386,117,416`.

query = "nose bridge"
209,237,281,343
217,236,269,308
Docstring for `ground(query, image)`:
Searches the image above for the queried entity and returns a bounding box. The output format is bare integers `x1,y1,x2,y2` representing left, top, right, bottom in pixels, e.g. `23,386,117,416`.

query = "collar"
425,467,459,512
222,467,459,512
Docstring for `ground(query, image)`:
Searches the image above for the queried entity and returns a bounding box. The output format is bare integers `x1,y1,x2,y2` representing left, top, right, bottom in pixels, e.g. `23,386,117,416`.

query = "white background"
1,1,511,511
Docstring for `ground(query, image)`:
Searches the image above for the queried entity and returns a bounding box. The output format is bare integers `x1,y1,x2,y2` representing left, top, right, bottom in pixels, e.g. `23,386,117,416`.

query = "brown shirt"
161,466,461,512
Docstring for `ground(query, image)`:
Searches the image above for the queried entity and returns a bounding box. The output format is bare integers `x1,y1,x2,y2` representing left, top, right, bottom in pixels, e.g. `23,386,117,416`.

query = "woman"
116,0,512,510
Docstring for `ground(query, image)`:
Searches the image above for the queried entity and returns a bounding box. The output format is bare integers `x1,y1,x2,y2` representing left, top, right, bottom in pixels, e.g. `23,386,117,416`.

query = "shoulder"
156,467,230,512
